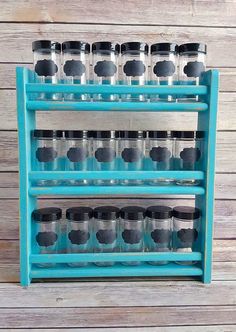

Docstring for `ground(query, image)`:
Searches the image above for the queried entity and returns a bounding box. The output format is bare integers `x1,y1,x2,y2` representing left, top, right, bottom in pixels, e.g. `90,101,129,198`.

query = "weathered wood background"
0,0,236,330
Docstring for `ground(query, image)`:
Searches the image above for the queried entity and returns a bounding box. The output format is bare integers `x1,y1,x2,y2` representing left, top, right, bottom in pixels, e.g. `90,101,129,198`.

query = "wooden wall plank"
0,23,235,66
0,240,235,264
1,65,235,92
0,306,236,328
1,0,236,27
1,280,236,307
1,90,235,131
0,131,235,172
0,198,235,240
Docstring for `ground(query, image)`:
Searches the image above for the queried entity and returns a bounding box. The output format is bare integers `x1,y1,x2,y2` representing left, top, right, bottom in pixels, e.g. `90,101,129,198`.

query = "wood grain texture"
0,240,235,264
1,90,236,131
0,131,235,172
0,23,235,66
0,198,235,240
1,0,236,26
1,280,236,307
0,306,236,328
0,328,235,332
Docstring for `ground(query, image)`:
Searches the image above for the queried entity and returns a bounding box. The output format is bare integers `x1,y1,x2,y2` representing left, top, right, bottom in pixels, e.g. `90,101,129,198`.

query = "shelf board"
30,262,203,278
26,100,208,112
29,185,205,196
30,252,202,264
29,170,204,181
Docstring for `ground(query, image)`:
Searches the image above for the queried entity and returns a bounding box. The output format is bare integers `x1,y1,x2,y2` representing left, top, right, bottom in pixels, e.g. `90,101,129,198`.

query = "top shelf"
18,67,214,112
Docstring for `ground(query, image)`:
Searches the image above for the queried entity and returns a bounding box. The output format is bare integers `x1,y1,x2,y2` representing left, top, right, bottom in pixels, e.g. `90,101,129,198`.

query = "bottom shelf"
30,262,203,279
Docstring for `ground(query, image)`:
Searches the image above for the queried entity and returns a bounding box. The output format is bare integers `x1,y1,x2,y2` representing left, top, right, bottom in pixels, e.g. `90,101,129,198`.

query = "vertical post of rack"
16,67,36,287
196,70,219,283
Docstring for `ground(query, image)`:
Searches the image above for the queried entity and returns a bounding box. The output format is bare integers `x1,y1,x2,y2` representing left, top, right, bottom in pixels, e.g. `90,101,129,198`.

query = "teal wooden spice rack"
16,67,219,286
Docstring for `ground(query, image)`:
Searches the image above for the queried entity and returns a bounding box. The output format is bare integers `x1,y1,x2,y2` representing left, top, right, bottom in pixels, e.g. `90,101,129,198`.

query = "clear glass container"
91,131,119,186
120,206,145,265
64,130,92,186
32,130,64,186
121,42,149,101
172,206,201,265
178,43,207,101
66,206,93,267
146,205,172,265
62,41,90,101
32,40,62,100
92,42,120,101
146,131,174,185
119,131,146,185
93,206,120,266
32,207,62,267
173,131,204,185
150,43,178,101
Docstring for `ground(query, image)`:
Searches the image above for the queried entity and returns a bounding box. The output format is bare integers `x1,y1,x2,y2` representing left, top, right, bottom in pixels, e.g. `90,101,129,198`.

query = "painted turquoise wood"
16,67,218,285
30,252,202,264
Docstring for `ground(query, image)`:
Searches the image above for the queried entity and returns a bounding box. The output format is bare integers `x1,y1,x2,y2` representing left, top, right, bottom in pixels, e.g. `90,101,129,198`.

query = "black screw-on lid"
120,206,146,220
172,131,204,139
92,42,120,54
32,207,62,222
148,131,174,139
62,41,90,53
179,43,207,55
146,205,172,219
94,206,120,220
33,130,63,138
119,131,147,139
91,130,119,139
32,40,61,52
172,206,201,220
151,43,178,55
66,207,93,221
121,42,149,55
64,130,89,139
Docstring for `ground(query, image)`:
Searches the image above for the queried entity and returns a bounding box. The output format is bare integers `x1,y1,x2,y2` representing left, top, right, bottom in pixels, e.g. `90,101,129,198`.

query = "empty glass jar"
119,131,146,185
146,205,172,265
179,43,207,101
146,131,174,185
91,130,119,186
173,131,204,185
121,42,149,101
120,206,145,266
62,41,90,101
32,207,62,267
92,42,120,101
65,130,91,186
150,43,178,101
172,206,201,265
93,206,120,266
32,40,62,100
33,130,64,186
66,207,93,267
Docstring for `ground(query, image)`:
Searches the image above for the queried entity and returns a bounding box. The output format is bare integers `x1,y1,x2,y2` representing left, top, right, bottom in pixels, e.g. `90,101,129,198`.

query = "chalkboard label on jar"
124,60,146,77
122,229,142,244
95,147,116,162
121,148,142,163
36,147,58,163
94,60,117,77
67,147,88,162
36,231,58,247
68,229,90,245
177,228,198,243
63,60,86,77
183,61,205,78
180,147,201,163
96,229,117,244
153,60,175,77
151,229,171,244
150,146,171,162
35,59,58,77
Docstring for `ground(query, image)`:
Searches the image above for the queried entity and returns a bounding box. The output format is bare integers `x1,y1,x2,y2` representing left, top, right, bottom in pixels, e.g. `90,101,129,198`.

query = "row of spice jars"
32,40,206,102
33,205,201,267
33,129,204,186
